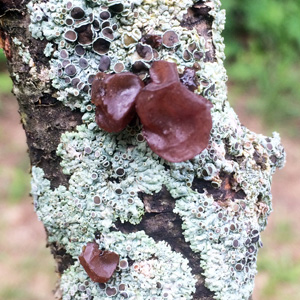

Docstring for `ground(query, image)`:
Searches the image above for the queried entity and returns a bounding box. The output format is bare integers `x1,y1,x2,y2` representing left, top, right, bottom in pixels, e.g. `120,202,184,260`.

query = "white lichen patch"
60,231,196,300
28,0,286,299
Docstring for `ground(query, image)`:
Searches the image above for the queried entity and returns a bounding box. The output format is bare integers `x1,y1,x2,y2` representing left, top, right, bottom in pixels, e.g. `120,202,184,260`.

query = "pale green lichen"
28,0,286,299
44,42,55,57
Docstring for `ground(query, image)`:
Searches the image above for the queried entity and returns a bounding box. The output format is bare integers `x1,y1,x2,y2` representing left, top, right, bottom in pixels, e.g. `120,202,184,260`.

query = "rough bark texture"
0,2,255,300
0,1,82,275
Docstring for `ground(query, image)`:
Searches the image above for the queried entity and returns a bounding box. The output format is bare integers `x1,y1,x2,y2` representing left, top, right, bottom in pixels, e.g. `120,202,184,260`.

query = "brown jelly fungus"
92,60,212,162
136,61,212,162
79,242,119,283
91,72,144,132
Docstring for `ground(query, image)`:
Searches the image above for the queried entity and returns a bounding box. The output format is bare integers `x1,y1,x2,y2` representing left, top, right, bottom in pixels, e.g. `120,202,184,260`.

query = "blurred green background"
223,0,300,138
0,1,300,298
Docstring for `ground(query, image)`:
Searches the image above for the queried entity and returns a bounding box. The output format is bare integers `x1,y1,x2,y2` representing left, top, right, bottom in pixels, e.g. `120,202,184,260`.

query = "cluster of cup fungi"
91,60,213,163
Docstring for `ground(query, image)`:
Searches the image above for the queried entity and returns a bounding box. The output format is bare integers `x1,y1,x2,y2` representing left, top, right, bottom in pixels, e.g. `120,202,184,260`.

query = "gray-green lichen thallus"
28,0,285,299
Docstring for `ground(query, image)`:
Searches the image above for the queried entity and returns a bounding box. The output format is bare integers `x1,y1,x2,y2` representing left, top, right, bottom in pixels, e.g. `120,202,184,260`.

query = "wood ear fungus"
91,72,144,132
91,61,212,162
79,242,119,283
135,61,212,163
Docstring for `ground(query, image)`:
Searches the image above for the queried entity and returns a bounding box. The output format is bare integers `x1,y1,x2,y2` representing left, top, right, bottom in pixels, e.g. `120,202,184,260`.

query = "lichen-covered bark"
0,4,82,265
0,8,83,187
0,1,283,300
0,3,214,299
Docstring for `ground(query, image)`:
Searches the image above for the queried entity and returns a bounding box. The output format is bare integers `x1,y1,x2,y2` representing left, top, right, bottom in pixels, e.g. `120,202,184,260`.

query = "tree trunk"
0,1,285,300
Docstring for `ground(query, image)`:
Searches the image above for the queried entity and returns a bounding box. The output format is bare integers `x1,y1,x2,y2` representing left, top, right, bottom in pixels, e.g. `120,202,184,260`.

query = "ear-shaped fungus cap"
91,72,144,132
79,242,119,283
135,61,212,163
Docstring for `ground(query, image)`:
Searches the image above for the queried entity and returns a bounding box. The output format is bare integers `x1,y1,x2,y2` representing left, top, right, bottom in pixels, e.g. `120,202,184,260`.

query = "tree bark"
0,1,284,300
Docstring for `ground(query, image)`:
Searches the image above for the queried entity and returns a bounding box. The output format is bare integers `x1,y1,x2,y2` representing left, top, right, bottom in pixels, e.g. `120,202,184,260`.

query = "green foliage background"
223,0,300,137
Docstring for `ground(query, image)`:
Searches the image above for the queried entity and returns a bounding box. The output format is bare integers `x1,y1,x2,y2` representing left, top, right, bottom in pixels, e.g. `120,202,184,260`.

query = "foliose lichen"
28,0,286,299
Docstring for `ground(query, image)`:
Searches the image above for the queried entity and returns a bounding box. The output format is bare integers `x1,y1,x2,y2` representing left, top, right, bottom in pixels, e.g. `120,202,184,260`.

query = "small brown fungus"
91,72,144,132
93,38,111,55
135,61,212,162
79,242,119,283
162,30,179,48
70,7,85,20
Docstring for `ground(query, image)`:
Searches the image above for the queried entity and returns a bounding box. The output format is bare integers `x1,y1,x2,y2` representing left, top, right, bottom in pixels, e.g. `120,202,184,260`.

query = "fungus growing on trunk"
91,61,212,162
79,242,119,283
135,61,212,162
91,72,144,132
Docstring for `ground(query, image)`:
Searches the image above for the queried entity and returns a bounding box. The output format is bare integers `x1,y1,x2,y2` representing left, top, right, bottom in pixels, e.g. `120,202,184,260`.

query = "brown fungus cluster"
91,61,212,162
79,242,119,283
91,72,144,132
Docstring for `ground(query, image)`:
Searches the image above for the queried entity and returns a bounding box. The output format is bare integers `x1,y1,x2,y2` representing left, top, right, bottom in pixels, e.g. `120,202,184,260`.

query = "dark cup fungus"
79,242,119,283
135,61,212,162
91,60,212,162
91,72,144,132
